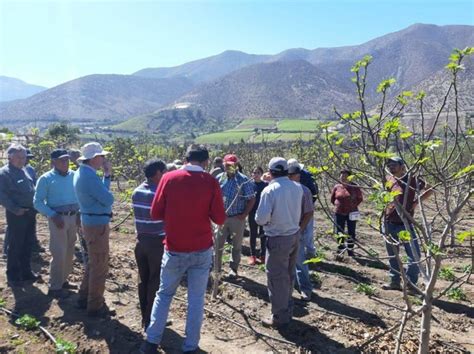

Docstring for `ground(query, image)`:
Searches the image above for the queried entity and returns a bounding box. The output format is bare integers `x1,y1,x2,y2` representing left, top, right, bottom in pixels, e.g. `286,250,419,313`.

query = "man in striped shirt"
132,159,167,330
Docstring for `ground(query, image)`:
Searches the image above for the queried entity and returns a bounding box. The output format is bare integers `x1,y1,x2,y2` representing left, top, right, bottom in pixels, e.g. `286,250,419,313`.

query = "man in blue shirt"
73,142,114,317
132,159,167,330
34,149,80,298
215,154,255,278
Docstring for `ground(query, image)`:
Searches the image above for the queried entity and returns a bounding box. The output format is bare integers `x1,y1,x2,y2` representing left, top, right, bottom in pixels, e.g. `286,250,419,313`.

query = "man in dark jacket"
0,144,38,286
288,158,318,258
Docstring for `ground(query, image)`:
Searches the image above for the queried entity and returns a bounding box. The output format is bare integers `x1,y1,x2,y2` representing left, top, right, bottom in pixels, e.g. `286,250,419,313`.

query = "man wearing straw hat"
73,142,114,317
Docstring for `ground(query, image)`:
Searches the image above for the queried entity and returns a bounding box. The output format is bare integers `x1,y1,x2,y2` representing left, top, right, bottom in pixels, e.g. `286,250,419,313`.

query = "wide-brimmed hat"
77,142,110,161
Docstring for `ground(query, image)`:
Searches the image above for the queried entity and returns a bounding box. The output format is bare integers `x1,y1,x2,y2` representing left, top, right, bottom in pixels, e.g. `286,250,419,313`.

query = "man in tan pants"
73,143,114,317
34,149,80,298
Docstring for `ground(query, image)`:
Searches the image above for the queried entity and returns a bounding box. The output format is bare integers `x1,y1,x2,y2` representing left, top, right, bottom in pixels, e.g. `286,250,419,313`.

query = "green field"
195,130,254,144
277,120,318,132
196,118,318,144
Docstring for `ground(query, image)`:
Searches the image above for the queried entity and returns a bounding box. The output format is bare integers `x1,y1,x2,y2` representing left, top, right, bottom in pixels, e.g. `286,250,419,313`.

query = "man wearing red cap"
215,154,255,278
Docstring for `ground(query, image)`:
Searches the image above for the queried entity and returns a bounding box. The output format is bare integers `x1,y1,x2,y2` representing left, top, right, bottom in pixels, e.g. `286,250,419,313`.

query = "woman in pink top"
330,170,363,258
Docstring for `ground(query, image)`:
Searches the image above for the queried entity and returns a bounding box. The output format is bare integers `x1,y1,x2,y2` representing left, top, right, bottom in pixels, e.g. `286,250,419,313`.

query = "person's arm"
355,186,363,206
300,211,313,232
210,181,226,225
33,176,57,217
150,177,167,221
330,186,337,205
87,173,114,207
255,190,272,225
237,197,255,220
0,173,23,214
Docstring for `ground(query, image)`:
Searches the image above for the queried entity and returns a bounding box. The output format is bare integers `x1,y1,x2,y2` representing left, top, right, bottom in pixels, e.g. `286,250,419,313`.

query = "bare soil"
0,199,473,353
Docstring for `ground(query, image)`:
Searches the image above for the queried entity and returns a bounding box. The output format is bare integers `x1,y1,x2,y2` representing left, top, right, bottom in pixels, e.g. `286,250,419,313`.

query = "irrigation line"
0,307,58,346
173,296,296,346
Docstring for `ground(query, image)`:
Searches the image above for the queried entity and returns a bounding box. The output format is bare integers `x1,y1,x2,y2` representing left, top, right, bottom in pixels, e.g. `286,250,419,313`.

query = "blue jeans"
296,223,313,295
384,223,421,285
146,247,213,352
303,218,315,255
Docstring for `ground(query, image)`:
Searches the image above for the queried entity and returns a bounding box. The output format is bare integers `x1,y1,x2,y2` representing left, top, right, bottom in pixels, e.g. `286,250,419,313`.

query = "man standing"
382,157,431,293
256,157,303,328
287,158,318,258
288,164,314,301
0,144,38,286
141,144,226,353
215,154,255,277
34,149,79,298
132,159,167,330
209,157,224,177
73,142,114,317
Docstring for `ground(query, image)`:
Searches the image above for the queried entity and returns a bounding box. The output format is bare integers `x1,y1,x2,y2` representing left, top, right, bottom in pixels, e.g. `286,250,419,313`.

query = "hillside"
0,76,46,102
0,75,194,128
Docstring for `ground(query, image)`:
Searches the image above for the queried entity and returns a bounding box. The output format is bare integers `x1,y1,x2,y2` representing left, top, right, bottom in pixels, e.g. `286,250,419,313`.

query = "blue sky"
0,0,472,87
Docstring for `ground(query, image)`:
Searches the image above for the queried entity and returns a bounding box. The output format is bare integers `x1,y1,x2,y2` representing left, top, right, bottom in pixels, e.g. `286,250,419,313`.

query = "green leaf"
379,118,401,139
341,153,350,159
398,230,412,242
376,78,396,93
335,137,344,145
454,164,474,178
416,91,426,100
368,151,396,159
400,131,413,139
456,229,474,243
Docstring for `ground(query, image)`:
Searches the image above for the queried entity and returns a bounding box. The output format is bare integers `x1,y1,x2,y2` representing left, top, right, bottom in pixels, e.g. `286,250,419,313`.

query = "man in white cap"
73,142,114,317
256,157,303,328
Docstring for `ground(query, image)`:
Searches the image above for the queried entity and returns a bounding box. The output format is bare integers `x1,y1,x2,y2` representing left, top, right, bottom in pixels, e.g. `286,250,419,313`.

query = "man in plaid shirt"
215,154,255,278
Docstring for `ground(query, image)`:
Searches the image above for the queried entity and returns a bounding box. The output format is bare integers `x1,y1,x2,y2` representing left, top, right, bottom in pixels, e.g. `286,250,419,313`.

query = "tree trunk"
419,299,433,354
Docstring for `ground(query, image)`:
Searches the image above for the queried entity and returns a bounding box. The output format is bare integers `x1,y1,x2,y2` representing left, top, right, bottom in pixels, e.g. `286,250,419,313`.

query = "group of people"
0,141,431,353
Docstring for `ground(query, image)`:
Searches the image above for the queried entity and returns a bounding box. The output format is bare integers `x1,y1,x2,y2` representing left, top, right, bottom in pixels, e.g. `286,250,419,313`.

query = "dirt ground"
0,197,473,353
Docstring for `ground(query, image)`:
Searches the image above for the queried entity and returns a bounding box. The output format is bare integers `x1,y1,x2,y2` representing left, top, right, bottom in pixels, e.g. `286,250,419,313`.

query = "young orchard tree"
309,48,473,352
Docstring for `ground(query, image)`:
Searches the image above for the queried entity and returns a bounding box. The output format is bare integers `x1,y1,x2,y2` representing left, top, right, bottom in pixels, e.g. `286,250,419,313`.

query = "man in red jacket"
141,144,226,354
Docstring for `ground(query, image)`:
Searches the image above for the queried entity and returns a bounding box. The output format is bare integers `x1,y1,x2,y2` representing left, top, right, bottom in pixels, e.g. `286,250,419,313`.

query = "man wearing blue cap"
34,149,80,298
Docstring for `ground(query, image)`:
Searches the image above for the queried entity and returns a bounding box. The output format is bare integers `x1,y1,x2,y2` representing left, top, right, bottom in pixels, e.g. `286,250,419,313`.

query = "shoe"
335,253,344,262
227,268,238,279
347,249,355,257
301,291,312,302
183,348,200,354
22,272,40,281
261,317,288,329
139,341,158,354
305,251,316,260
75,298,88,309
248,256,257,265
48,289,70,299
87,305,115,318
382,282,402,291
62,281,78,290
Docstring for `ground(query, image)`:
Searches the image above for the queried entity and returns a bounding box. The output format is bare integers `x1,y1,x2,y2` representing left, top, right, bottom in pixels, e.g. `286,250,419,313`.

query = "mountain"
134,24,474,95
134,50,271,84
0,76,46,102
0,74,194,128
114,60,358,135
1,23,472,131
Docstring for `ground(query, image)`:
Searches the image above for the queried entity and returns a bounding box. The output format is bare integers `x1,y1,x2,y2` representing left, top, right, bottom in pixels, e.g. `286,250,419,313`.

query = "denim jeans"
296,223,313,295
302,218,315,255
146,247,213,352
384,222,421,285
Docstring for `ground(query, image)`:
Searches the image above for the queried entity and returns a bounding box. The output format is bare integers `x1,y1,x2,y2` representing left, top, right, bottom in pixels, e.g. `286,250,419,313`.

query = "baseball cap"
288,165,302,175
223,154,239,165
268,157,288,172
26,149,35,158
387,156,404,165
287,158,304,170
51,149,69,159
